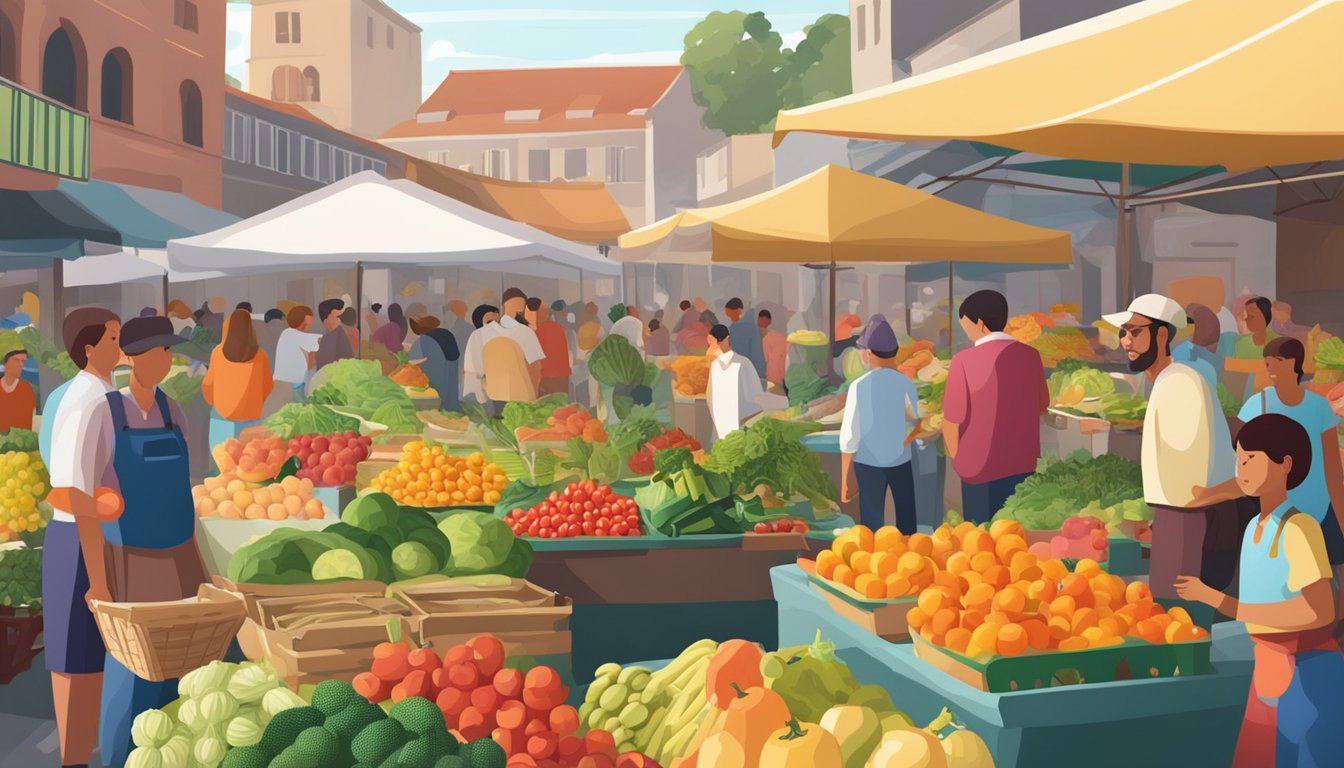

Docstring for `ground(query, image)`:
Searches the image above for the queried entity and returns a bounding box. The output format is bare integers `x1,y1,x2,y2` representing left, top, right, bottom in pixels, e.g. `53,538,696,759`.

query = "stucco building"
246,0,422,139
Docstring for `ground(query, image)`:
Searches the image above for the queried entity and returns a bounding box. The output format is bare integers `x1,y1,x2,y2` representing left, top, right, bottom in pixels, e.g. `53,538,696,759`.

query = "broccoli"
293,726,339,765
396,730,456,768
326,700,386,743
258,706,325,757
388,697,447,737
458,738,505,768
352,718,409,765
310,679,363,718
220,746,270,768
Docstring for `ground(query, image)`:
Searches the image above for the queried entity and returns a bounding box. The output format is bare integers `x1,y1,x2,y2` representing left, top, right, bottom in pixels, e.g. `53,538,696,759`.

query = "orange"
1125,581,1152,605
994,534,1028,564
854,573,886,599
962,530,994,556
945,627,973,654
918,588,948,616
969,551,997,573
1167,606,1193,625
982,565,1010,591
1028,579,1057,603
964,583,996,613
1133,618,1164,644
1059,573,1089,599
1092,589,1117,611
986,610,1014,629
832,564,856,589
1165,622,1201,644
850,550,873,575
1020,618,1051,650
997,623,1029,657
992,586,1028,616
874,525,904,553
1074,558,1102,578
931,608,959,636
953,521,978,541
832,535,860,563
959,610,986,631
1150,613,1174,630
920,625,944,645
908,568,935,591
1081,627,1108,648
852,524,875,552
885,573,913,598
1098,616,1124,637
932,569,962,594
897,552,926,575
1058,636,1090,652
930,536,956,566
1040,559,1069,581
989,518,1026,541
906,606,930,630
1009,550,1038,573
958,572,984,594
907,533,934,557
1047,616,1073,642
1070,608,1099,634
945,552,972,575
869,551,899,580
1049,595,1077,618
970,623,1001,655
815,550,840,579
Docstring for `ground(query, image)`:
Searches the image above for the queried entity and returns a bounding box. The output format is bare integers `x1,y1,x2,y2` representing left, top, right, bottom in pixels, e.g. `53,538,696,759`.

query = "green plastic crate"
912,634,1211,693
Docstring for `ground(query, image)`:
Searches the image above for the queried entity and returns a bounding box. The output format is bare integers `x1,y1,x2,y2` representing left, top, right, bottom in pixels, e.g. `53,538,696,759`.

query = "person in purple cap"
839,319,921,533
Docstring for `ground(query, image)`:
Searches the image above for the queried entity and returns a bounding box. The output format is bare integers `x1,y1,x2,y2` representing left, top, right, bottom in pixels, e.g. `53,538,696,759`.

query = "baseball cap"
1102,294,1185,329
857,320,899,355
121,316,189,355
856,315,888,348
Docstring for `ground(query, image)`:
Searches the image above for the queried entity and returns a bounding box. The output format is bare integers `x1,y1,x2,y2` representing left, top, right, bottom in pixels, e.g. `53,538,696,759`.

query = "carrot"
496,700,528,731
494,668,525,699
584,730,618,761
468,634,507,677
407,647,441,675
524,719,548,737
435,687,470,718
557,735,586,761
548,705,579,736
527,731,559,760
471,684,501,713
448,660,481,690
353,672,391,702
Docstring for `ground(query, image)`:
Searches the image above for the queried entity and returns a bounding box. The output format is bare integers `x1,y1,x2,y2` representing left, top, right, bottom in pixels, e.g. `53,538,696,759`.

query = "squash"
722,684,791,768
759,719,843,768
940,727,994,768
705,640,764,709
699,732,747,768
866,730,947,768
819,706,881,768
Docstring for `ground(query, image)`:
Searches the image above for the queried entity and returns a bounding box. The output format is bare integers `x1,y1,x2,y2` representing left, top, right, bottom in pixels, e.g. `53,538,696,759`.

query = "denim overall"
97,389,199,768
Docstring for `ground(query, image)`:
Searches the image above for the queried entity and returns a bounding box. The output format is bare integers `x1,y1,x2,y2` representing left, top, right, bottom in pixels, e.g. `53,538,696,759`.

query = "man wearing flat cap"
839,320,921,533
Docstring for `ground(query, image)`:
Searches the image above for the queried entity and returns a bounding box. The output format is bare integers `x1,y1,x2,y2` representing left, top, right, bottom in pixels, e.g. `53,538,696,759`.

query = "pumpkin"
722,685,791,768
705,640,764,709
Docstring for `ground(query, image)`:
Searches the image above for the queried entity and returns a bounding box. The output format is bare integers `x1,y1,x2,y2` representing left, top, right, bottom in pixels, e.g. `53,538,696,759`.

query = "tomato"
613,522,628,535
626,515,640,528
753,523,768,534
582,522,595,535
527,524,539,537
584,501,595,512
598,484,611,496
566,514,578,525
626,527,641,537
571,491,588,504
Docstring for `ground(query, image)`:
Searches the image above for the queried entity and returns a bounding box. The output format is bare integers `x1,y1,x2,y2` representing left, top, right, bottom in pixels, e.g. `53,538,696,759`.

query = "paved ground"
0,652,105,768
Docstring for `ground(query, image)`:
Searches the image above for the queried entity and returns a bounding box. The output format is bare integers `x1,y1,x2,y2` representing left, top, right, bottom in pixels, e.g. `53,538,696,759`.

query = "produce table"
771,564,1251,768
524,534,810,682
800,431,946,528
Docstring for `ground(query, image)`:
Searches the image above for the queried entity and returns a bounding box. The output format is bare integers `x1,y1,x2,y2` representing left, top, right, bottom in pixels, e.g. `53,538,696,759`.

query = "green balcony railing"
0,78,89,180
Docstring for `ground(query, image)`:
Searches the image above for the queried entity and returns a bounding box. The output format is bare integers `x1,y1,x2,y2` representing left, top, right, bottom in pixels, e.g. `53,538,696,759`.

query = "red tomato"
582,522,595,535
753,523,768,534
613,522,628,535
527,524,540,537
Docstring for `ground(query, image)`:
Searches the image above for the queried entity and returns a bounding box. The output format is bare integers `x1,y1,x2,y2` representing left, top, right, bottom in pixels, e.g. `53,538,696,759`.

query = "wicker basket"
92,584,245,682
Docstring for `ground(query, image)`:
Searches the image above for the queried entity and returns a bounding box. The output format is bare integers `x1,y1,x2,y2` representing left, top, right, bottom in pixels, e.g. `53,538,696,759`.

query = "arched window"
180,79,202,147
271,64,302,102
0,7,17,82
302,66,320,102
100,48,132,123
42,24,86,109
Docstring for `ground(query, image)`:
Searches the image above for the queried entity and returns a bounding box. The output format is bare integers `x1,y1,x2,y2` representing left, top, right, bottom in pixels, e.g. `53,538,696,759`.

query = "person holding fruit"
81,316,208,768
1176,414,1344,768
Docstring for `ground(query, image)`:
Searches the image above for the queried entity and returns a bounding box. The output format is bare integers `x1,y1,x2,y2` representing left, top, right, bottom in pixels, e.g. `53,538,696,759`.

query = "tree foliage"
681,11,852,135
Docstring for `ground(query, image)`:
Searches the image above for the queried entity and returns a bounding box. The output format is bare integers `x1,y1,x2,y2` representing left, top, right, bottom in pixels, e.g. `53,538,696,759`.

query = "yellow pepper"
759,718,843,768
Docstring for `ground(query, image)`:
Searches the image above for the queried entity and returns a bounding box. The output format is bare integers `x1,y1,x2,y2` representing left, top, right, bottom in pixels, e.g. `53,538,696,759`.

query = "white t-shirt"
463,322,498,402
609,316,645,356
706,350,766,440
495,316,545,364
1142,362,1236,507
48,370,115,523
274,327,321,384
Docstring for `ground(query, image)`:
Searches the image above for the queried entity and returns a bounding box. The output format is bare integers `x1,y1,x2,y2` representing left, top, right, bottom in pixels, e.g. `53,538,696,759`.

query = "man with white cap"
1105,293,1237,603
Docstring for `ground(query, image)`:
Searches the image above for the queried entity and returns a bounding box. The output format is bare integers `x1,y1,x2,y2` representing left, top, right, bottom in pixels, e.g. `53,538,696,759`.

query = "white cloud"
573,51,683,65
425,40,508,62
781,30,807,49
406,9,712,24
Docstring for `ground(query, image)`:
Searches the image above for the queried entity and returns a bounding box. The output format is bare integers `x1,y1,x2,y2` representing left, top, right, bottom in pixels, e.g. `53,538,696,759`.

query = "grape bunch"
287,431,372,487
0,451,50,543
0,543,41,608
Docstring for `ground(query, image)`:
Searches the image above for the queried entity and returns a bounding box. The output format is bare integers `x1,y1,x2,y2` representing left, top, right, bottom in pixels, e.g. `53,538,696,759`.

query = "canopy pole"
828,256,839,385
947,261,954,353
1118,162,1133,306
355,261,364,359
53,259,65,335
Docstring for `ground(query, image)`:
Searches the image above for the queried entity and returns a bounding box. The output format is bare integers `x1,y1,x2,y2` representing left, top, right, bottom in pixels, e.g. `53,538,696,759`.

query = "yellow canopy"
617,164,1071,265
773,0,1344,169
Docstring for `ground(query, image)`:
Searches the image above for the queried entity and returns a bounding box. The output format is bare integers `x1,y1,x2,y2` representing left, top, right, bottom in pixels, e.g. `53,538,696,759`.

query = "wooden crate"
389,578,572,655
211,576,385,660
256,594,417,653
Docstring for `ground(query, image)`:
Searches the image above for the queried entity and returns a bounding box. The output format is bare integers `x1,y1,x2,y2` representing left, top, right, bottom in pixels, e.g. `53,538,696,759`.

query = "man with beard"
1105,294,1237,604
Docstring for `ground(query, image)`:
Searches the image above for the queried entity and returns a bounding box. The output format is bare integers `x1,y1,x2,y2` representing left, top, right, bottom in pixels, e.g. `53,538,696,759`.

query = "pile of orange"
368,444,508,507
816,520,1207,659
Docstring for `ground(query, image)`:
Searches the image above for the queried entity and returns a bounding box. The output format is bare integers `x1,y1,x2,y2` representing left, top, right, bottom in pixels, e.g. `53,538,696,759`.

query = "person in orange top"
0,349,37,431
528,297,572,397
202,309,274,468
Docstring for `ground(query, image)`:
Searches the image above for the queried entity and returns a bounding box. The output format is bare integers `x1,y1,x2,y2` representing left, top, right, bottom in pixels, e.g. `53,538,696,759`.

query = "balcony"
0,77,90,181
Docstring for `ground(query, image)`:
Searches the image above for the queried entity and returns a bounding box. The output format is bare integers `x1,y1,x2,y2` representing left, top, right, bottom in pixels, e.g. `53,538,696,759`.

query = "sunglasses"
1118,324,1154,339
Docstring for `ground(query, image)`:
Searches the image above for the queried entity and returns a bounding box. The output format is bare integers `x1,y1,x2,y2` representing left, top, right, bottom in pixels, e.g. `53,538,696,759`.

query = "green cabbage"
226,715,262,748
438,511,515,572
589,335,646,387
132,709,176,748
159,734,191,768
1068,368,1116,398
1316,337,1344,370
263,404,359,440
182,662,232,700
261,686,307,719
192,733,227,767
197,690,239,725
226,664,278,704
125,746,165,768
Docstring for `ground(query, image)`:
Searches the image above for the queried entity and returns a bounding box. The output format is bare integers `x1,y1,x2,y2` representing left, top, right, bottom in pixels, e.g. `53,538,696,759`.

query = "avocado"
351,717,409,765
458,738,505,768
220,745,271,768
258,707,325,757
269,744,320,768
388,697,447,737
326,700,386,743
311,679,364,718
293,726,339,765
396,730,456,768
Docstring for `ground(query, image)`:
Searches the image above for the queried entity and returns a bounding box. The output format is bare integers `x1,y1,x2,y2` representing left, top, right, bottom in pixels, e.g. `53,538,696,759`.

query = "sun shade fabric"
167,172,621,277
57,179,240,249
773,0,1344,169
617,164,1071,266
64,249,168,287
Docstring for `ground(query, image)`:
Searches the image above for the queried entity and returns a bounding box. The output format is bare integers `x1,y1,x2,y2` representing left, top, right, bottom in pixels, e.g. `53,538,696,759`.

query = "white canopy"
167,172,621,277
65,248,166,287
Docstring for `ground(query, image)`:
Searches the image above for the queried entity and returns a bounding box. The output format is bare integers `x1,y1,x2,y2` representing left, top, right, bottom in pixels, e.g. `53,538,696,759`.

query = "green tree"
225,74,241,88
681,11,852,136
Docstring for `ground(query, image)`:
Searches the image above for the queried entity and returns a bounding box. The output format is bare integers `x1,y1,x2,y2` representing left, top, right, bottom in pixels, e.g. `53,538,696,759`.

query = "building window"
254,120,274,169
174,0,199,32
0,8,17,81
527,150,550,182
223,109,251,162
318,142,332,182
606,146,638,183
272,65,302,102
483,149,508,179
386,25,395,49
41,26,85,110
301,136,318,180
100,48,132,123
856,5,867,51
275,11,301,44
367,18,374,48
302,66,320,101
333,148,350,181
180,79,203,147
429,150,449,165
874,0,882,45
275,127,293,174
563,148,587,180
373,160,387,176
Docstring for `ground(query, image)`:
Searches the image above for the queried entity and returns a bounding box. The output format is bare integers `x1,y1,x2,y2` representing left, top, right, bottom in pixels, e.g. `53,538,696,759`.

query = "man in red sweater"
0,348,36,432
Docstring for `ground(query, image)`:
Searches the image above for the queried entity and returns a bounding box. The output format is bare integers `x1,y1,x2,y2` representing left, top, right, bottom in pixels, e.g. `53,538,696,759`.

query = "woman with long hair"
408,314,461,411
371,302,408,354
202,309,274,469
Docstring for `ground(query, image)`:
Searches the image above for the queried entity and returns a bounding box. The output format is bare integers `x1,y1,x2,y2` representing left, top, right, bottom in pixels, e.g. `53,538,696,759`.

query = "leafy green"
1048,365,1115,399
227,528,379,584
607,303,628,324
493,481,554,518
994,451,1145,531
461,401,517,451
17,327,77,380
560,437,624,484
313,360,419,434
589,336,646,387
1217,382,1239,419
0,429,38,454
263,404,359,440
500,394,568,433
785,364,830,407
1316,337,1344,370
370,401,420,435
171,325,217,365
704,418,835,507
653,446,696,476
161,372,204,405
1099,391,1146,422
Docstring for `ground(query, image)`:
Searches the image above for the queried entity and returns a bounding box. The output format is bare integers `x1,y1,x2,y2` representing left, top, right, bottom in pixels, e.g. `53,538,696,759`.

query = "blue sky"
226,1,847,100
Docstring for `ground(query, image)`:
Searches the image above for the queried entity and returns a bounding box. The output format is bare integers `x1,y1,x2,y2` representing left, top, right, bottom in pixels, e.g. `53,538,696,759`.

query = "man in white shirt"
1105,293,1237,601
494,288,546,396
608,305,645,358
706,324,767,441
462,304,500,405
839,320,921,533
273,305,321,401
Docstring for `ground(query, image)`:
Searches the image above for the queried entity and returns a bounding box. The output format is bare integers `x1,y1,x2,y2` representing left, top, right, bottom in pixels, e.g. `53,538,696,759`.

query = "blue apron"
98,389,200,768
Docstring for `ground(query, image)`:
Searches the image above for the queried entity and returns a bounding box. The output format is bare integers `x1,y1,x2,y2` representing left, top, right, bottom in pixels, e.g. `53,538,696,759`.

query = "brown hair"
1238,413,1312,490
1184,304,1221,350
408,315,441,335
1263,336,1306,383
62,307,119,370
165,299,193,319
222,308,260,363
286,305,313,329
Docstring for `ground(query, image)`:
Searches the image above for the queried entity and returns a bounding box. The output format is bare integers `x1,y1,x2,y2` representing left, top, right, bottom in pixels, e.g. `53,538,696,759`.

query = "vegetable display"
161,371,205,405
19,326,78,380
309,359,421,436
212,436,291,484
193,474,326,521
515,403,607,444
1031,328,1097,368
288,431,371,487
264,404,360,441
702,418,836,510
670,355,713,398
0,433,49,542
1315,335,1344,370
627,429,702,477
590,336,647,388
562,406,664,484
785,365,831,408
993,452,1146,532
505,480,641,538
368,444,508,508
0,541,41,608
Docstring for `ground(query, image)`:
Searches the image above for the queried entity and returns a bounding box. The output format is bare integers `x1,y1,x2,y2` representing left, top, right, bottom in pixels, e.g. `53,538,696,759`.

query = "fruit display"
505,480,642,539
391,363,431,389
748,517,809,535
669,355,713,398
515,403,607,444
193,474,326,521
1031,515,1109,562
626,429,701,476
212,435,291,483
0,541,41,608
369,444,508,508
0,447,49,543
1031,327,1098,368
287,431,372,487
